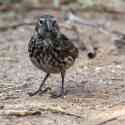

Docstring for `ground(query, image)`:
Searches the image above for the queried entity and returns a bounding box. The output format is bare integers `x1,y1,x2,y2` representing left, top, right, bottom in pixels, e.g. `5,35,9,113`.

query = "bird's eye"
52,20,56,26
39,20,44,24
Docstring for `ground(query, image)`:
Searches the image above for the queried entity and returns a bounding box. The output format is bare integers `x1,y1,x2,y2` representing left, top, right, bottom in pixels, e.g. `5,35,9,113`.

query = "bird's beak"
46,21,53,32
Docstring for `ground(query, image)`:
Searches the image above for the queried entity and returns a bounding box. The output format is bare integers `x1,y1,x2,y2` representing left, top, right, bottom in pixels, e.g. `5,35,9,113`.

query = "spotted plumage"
28,15,78,97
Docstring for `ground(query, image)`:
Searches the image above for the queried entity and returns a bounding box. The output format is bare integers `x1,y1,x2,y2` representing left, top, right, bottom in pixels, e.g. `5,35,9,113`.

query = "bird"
28,15,78,98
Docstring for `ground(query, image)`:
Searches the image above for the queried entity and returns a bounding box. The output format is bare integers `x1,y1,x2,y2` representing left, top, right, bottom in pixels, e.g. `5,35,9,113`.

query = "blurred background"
1,0,125,125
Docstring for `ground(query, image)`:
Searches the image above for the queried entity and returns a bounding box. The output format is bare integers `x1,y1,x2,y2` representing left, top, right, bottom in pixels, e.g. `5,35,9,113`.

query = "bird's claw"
38,87,51,95
28,87,51,96
50,90,68,98
28,91,37,96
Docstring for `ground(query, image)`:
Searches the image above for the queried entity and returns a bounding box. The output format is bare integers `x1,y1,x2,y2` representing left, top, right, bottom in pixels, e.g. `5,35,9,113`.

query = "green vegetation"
78,0,96,8
0,0,20,4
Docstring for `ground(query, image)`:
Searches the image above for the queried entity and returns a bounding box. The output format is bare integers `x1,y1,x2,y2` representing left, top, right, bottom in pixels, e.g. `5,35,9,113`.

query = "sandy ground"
1,9,125,125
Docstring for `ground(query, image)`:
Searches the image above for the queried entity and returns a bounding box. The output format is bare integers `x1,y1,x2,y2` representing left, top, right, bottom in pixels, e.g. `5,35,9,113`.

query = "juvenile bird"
28,15,78,98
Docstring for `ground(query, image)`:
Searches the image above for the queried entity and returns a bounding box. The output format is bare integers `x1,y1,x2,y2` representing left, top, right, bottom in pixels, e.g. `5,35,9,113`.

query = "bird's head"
35,15,60,37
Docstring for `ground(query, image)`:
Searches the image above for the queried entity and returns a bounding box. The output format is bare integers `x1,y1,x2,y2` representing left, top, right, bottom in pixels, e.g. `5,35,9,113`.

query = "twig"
39,106,82,118
0,22,36,31
76,7,125,15
0,109,41,117
0,105,82,118
96,116,119,125
64,11,107,29
64,10,124,37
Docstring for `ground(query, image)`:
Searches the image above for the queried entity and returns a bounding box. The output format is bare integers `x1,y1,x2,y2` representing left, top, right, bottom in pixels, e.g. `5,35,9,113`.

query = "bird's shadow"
63,80,96,97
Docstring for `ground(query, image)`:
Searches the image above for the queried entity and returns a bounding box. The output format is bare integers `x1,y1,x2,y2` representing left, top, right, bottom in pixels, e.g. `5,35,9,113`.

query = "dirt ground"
1,9,125,125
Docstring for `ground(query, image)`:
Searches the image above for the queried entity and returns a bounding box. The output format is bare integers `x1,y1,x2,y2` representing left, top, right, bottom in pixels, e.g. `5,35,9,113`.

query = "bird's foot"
28,91,38,96
38,87,51,95
50,90,68,98
28,87,51,96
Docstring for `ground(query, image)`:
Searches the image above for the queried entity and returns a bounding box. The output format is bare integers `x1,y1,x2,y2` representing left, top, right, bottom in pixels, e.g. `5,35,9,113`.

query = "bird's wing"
54,34,78,60
28,36,45,57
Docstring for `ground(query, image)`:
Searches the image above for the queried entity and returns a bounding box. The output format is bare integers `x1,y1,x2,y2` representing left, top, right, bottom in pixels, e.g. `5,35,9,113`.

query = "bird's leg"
60,71,65,96
51,71,67,98
28,73,50,96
